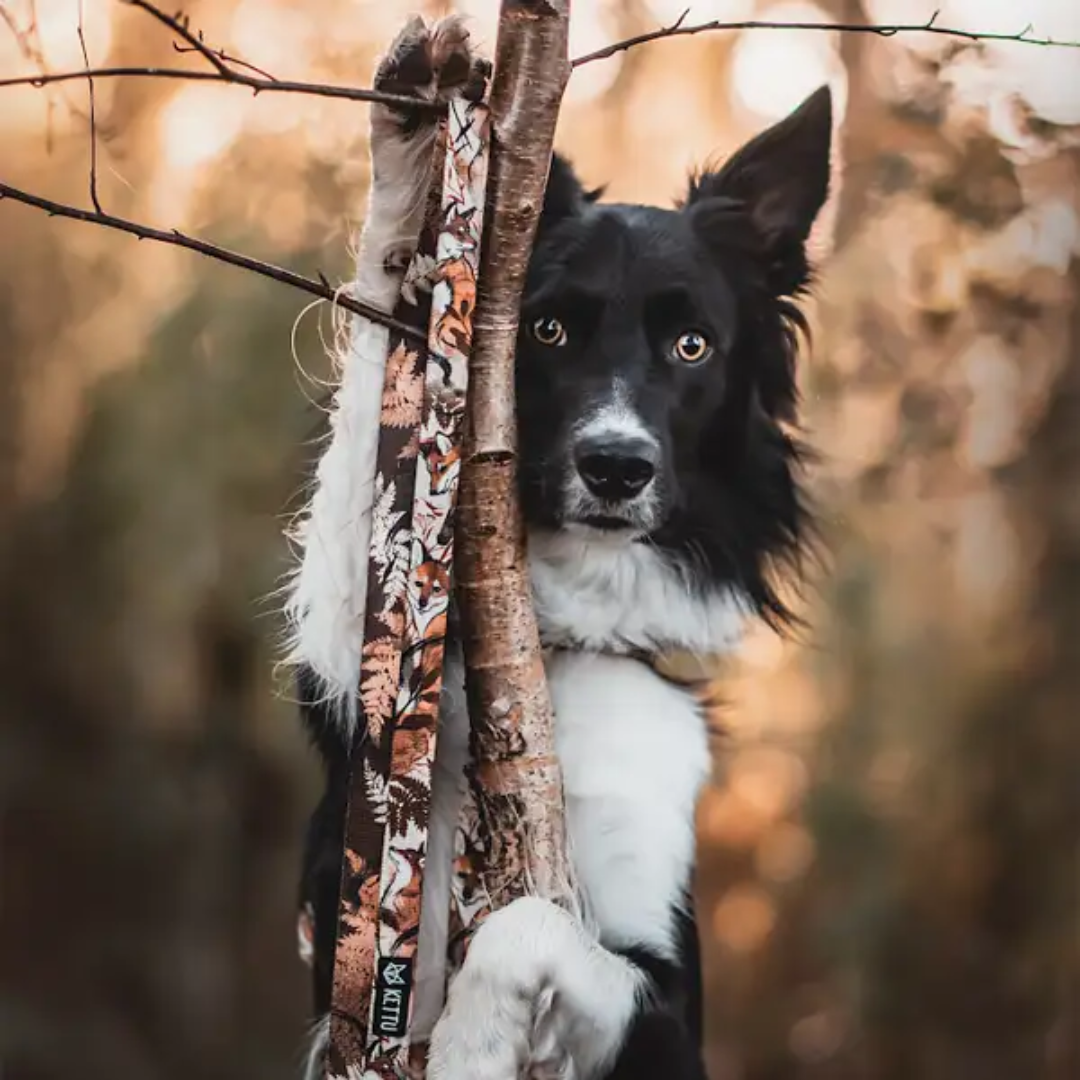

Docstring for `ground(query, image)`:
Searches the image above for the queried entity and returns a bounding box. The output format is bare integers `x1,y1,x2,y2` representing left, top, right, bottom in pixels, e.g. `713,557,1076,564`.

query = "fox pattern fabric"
324,96,491,1079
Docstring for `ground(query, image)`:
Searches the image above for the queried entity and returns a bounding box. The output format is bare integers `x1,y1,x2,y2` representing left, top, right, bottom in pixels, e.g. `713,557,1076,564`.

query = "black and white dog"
286,16,832,1080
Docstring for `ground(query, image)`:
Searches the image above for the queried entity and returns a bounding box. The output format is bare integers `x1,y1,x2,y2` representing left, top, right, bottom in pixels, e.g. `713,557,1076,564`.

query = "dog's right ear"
686,86,833,297
540,152,601,230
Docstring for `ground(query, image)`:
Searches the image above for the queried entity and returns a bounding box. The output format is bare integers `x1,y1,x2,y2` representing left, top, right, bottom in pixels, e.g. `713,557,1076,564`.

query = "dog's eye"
672,330,712,365
530,316,568,347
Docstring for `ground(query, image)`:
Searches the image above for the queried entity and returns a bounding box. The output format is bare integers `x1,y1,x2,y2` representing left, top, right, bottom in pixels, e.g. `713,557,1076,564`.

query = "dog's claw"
373,15,489,128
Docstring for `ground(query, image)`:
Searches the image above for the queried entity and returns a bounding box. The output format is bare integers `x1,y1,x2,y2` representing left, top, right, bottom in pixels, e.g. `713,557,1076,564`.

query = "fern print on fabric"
326,179,437,1080
326,96,491,1079
362,96,491,1080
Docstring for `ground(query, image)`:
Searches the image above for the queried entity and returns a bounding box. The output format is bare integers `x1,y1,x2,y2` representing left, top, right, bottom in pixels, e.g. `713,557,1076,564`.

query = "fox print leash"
324,96,491,1079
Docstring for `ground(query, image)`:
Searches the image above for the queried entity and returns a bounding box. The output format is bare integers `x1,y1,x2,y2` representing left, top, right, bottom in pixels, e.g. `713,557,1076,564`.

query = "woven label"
372,957,414,1039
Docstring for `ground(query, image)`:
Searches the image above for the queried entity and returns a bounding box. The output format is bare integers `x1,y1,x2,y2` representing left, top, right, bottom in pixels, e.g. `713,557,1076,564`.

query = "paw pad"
374,15,490,123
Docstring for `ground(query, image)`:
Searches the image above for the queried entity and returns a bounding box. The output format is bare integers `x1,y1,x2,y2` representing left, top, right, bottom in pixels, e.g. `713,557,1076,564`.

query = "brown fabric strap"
327,97,491,1080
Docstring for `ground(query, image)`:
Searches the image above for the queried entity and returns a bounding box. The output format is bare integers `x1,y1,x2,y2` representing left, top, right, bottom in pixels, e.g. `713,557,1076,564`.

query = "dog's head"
517,87,833,622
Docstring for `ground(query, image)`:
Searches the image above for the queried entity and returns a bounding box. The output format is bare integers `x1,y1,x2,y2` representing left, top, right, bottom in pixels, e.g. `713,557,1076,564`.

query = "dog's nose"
574,436,657,501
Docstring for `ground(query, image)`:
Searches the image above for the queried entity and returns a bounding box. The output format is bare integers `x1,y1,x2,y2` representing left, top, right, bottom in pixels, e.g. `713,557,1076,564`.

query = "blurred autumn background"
1,0,1078,1077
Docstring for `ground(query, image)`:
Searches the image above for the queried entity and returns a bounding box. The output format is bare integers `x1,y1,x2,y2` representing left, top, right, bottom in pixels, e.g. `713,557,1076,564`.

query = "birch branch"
454,0,573,906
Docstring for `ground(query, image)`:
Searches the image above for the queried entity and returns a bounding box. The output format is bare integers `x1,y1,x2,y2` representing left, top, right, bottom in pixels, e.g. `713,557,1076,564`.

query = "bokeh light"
730,1,845,122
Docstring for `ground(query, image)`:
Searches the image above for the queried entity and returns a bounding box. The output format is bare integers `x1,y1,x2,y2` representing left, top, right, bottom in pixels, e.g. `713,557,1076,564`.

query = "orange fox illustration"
405,551,450,719
421,431,461,496
431,203,479,366
411,557,449,627
409,554,449,656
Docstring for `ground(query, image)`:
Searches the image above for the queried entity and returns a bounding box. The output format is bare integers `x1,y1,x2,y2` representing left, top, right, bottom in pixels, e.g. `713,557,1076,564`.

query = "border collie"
285,16,832,1080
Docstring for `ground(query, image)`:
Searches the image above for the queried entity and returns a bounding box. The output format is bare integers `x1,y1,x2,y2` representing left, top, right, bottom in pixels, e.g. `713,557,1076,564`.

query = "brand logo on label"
373,957,414,1038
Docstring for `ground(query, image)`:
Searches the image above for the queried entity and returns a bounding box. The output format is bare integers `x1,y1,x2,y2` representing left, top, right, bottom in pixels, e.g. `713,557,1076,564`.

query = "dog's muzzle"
564,432,661,533
574,434,657,501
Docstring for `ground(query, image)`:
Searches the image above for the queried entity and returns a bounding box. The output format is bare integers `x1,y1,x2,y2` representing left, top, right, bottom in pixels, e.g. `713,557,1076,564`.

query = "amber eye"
531,316,568,347
673,330,712,364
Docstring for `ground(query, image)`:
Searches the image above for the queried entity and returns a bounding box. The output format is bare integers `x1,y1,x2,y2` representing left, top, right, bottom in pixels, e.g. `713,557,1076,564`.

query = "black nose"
574,436,657,501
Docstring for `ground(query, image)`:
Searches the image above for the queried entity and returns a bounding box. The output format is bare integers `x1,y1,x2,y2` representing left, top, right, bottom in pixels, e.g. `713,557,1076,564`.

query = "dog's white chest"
546,650,711,956
409,647,710,1040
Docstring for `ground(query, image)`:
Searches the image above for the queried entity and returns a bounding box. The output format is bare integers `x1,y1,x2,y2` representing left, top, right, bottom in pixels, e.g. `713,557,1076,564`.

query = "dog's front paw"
425,897,556,1080
373,15,490,138
427,897,641,1080
357,15,490,304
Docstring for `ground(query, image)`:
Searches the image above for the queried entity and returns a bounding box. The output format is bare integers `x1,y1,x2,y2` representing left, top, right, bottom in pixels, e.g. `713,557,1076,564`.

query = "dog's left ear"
540,152,604,233
686,86,833,294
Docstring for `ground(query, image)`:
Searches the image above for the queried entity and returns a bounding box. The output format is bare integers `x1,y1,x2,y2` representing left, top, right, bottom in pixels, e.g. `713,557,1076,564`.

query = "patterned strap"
327,97,491,1080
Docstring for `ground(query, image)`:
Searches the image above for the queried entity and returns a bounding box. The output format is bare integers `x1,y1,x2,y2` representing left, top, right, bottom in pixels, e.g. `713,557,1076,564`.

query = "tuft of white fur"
293,536,741,1070
574,379,657,449
530,529,749,655
301,1014,330,1080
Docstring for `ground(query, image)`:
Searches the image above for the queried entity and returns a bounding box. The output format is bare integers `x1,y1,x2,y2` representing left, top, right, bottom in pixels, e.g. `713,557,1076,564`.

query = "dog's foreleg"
284,17,475,734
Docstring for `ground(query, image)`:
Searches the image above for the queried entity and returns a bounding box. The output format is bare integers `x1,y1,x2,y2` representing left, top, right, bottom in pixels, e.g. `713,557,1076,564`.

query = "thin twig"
172,42,278,82
0,4,25,51
0,65,443,110
124,0,231,76
7,7,1073,104
0,0,88,144
0,1,42,64
572,9,1080,66
0,0,438,109
0,182,423,340
76,0,102,214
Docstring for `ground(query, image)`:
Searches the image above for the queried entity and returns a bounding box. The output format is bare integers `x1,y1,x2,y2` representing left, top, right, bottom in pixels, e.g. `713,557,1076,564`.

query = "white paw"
427,897,643,1080
371,14,490,140
357,16,490,306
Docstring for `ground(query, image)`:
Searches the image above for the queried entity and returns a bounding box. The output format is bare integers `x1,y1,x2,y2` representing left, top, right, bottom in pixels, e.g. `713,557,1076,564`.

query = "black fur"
297,667,347,1018
298,86,832,1078
520,87,830,633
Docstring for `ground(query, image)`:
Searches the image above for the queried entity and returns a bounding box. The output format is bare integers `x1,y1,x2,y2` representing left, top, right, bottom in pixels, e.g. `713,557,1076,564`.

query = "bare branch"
0,0,430,347
0,0,439,109
0,181,424,340
171,42,278,83
0,65,443,110
572,10,1080,67
76,0,102,214
0,0,89,143
0,1,43,66
8,3,1072,108
123,0,231,77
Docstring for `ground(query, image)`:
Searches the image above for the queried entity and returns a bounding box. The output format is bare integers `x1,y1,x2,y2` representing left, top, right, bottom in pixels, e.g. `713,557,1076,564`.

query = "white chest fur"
409,642,711,1040
547,650,712,956
528,529,746,655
